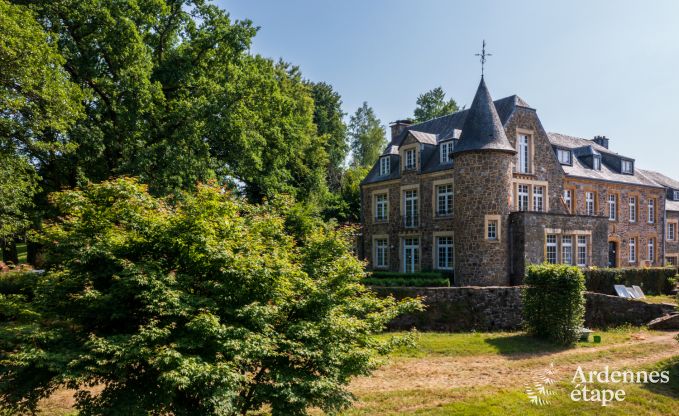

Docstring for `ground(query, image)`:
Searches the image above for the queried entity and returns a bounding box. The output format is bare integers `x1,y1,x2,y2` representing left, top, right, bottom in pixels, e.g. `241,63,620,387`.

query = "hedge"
523,264,586,345
0,271,37,299
365,271,451,287
584,267,676,296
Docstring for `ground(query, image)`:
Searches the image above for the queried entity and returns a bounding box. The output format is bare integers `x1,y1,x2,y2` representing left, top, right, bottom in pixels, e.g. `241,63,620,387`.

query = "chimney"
390,119,413,142
593,135,609,149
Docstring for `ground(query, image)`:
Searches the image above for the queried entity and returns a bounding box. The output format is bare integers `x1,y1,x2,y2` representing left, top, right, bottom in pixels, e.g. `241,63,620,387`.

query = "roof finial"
475,40,492,77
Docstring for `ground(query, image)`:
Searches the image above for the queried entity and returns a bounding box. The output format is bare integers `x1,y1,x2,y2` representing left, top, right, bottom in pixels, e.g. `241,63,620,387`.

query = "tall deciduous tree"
0,178,420,415
413,86,459,122
348,102,386,168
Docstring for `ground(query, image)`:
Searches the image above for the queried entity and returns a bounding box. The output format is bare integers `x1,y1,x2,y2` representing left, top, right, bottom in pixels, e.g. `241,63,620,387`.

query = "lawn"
640,295,677,305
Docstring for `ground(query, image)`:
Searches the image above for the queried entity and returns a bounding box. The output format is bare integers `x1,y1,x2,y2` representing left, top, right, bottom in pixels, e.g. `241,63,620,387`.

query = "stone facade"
666,210,679,266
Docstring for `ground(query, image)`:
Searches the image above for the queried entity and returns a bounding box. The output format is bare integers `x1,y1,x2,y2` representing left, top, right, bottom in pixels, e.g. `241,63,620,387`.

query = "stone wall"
666,210,679,265
375,286,676,332
509,211,609,284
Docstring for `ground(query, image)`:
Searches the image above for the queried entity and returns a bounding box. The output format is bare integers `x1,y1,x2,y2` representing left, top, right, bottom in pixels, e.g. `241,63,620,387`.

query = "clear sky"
218,0,679,178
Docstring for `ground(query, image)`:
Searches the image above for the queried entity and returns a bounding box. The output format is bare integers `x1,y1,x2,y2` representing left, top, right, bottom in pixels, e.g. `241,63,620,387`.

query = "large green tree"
413,86,459,123
11,0,329,202
348,102,386,168
0,178,419,415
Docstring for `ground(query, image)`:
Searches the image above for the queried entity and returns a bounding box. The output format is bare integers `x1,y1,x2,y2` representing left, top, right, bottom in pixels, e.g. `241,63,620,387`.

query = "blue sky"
218,0,679,178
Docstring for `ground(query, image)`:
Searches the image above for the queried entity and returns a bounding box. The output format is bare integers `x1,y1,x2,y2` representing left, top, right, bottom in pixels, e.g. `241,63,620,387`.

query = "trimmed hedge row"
584,267,676,296
365,271,451,287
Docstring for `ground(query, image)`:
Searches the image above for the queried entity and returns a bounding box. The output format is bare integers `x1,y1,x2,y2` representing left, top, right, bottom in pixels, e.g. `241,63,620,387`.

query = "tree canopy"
0,178,419,415
413,87,459,123
348,102,386,168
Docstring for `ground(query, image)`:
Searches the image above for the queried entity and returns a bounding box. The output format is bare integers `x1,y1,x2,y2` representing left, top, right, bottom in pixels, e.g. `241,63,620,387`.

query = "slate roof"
452,78,516,155
667,200,679,212
637,169,679,190
547,133,661,188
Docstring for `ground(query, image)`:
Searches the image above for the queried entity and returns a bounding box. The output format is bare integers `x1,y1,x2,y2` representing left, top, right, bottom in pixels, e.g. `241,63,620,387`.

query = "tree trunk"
1,238,18,265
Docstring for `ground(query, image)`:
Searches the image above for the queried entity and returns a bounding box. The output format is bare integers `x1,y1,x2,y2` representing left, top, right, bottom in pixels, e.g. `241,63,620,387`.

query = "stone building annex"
359,76,679,286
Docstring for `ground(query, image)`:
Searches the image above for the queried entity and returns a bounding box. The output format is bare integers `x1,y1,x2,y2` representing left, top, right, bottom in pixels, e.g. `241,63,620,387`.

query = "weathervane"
475,40,492,77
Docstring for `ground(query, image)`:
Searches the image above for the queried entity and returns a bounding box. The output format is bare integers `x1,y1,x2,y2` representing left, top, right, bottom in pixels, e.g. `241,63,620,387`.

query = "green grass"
380,326,660,358
640,295,677,305
16,243,27,264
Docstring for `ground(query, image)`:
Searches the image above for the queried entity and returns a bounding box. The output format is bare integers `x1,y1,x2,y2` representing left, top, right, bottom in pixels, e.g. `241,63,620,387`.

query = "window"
518,134,530,173
404,190,418,227
577,236,587,266
669,223,677,241
593,156,601,170
533,186,544,212
557,149,572,165
375,194,388,222
629,196,637,222
562,236,573,265
674,190,679,200
629,238,637,263
563,189,573,213
518,184,529,211
374,239,388,268
403,238,419,273
436,184,453,216
440,141,454,164
668,256,678,266
648,238,655,262
379,157,390,176
546,234,558,264
621,160,633,174
648,199,655,224
436,236,454,270
405,149,417,170
586,192,595,216
608,194,617,221
487,220,498,241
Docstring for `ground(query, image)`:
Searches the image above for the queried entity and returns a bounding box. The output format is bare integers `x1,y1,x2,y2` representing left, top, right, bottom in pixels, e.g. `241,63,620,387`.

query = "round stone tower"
452,77,516,286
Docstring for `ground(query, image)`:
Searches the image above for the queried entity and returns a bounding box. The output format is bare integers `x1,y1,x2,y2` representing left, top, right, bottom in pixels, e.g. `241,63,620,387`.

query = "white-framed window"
562,236,573,265
668,256,678,266
586,192,595,216
546,234,558,264
577,236,587,266
487,220,498,240
608,194,617,221
621,160,633,174
436,184,453,216
405,149,417,170
557,149,572,165
648,199,655,224
374,239,388,268
518,184,529,211
375,193,388,222
629,196,637,222
674,190,679,200
440,141,453,164
533,186,544,212
563,189,573,213
518,134,530,173
668,223,677,241
379,157,390,176
629,237,637,263
593,156,601,170
648,238,655,262
404,190,418,227
403,238,419,273
436,236,454,270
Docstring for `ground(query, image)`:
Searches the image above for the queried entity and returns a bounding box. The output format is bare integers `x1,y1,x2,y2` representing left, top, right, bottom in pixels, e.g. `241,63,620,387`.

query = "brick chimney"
389,119,413,142
593,135,609,149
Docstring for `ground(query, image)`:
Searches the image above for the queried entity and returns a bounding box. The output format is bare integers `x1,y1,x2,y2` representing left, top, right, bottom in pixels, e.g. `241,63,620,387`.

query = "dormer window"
557,149,572,165
440,141,454,164
405,149,417,170
674,190,679,200
621,160,633,174
592,156,601,171
379,157,390,176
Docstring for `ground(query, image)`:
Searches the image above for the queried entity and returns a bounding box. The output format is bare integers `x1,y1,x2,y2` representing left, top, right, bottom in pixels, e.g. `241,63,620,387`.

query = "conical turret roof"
452,78,516,155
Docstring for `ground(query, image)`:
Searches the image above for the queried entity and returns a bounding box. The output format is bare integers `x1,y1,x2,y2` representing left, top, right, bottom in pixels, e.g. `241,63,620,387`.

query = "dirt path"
350,332,679,394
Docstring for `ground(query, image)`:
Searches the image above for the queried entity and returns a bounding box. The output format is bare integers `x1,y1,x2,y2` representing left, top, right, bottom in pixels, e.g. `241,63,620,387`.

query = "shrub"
0,178,422,415
523,264,586,345
365,271,450,287
584,267,676,295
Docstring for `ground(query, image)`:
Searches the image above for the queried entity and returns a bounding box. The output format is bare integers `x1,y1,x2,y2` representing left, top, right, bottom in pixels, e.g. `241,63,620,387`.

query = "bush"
365,271,450,287
523,264,586,345
0,178,422,415
584,267,676,295
0,271,37,298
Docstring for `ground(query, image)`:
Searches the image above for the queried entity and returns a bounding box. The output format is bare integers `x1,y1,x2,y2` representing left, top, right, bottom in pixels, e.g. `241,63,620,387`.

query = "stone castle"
360,77,679,285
